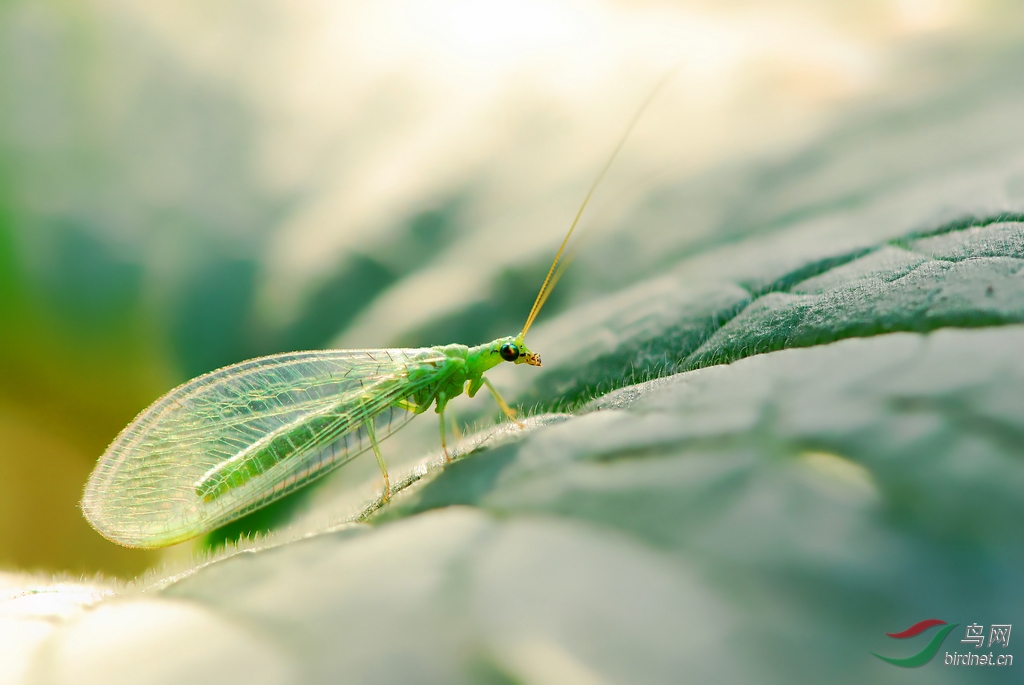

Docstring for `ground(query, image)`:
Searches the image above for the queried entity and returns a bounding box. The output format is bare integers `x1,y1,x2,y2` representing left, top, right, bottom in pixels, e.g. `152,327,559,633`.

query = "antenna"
518,69,677,341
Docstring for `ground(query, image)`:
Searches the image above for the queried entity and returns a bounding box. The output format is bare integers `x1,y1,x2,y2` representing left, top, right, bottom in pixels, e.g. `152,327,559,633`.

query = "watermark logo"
872,619,958,667
873,620,1013,668
945,623,1013,667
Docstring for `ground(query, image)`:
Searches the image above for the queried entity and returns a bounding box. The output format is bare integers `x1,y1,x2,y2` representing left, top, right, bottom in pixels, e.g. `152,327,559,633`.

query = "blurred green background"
0,0,1021,580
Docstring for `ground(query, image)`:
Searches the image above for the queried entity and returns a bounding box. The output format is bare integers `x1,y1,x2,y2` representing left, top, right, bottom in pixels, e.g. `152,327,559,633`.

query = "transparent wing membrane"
82,348,449,547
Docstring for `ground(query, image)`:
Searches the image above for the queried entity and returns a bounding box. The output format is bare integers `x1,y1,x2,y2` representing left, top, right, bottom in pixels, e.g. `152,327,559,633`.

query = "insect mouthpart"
518,351,541,367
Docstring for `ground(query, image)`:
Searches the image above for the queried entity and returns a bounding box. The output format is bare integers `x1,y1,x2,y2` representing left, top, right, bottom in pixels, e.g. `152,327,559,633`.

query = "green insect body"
82,336,541,548
82,78,665,548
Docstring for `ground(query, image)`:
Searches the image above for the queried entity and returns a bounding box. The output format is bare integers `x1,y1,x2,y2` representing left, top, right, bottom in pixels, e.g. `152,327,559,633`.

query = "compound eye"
499,342,520,362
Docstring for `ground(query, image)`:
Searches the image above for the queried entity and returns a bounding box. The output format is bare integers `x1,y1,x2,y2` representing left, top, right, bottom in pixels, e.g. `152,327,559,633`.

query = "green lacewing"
81,81,667,548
